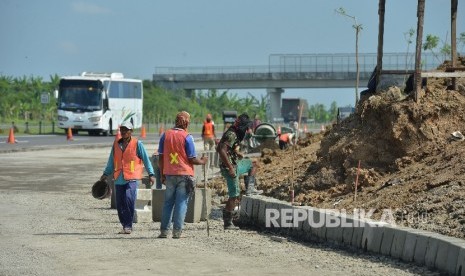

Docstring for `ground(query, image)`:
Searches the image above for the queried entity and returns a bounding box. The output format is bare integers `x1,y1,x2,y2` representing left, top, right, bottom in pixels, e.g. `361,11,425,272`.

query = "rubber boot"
223,209,239,230
244,175,263,196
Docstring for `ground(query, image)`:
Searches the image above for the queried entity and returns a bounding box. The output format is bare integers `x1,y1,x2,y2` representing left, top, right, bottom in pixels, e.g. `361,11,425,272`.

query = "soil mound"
210,58,465,238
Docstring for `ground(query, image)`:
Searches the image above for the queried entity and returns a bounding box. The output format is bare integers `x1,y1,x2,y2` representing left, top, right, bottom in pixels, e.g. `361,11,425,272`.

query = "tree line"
0,75,340,125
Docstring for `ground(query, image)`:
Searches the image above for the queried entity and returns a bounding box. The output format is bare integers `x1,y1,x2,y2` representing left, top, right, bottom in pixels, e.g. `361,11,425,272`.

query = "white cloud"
59,41,79,54
72,2,111,14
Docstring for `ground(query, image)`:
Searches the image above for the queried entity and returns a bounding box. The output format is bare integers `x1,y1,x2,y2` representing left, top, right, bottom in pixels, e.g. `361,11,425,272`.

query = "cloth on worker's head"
233,113,252,141
175,111,191,129
120,121,133,130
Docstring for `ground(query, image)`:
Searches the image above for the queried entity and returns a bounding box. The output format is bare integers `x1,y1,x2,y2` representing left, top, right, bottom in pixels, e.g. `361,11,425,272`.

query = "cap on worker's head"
120,121,133,130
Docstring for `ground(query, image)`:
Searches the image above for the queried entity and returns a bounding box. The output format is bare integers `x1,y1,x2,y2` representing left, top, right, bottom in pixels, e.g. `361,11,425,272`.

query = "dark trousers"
115,180,137,229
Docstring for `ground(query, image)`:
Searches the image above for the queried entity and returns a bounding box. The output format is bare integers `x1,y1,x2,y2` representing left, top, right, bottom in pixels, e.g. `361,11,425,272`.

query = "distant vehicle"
337,107,355,124
281,98,308,123
222,110,237,131
56,72,143,136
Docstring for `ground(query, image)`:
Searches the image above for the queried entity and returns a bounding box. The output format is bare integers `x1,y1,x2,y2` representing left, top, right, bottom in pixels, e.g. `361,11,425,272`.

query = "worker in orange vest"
100,121,155,234
201,113,216,150
278,132,295,150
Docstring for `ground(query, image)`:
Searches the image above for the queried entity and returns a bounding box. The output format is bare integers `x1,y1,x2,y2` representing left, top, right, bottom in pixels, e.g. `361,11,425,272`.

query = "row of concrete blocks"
238,195,465,276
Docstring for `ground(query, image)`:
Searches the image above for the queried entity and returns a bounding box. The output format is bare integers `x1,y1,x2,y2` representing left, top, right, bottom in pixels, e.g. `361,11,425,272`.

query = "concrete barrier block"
361,221,387,253
257,198,270,227
456,246,465,276
342,216,355,246
424,233,443,268
239,196,253,224
310,209,326,241
390,226,408,259
325,210,344,244
137,188,152,200
151,188,165,222
151,188,211,223
350,218,365,249
301,206,314,241
185,188,211,223
135,188,151,209
401,228,430,263
251,197,261,222
414,232,441,266
433,236,465,274
134,207,152,223
379,225,396,255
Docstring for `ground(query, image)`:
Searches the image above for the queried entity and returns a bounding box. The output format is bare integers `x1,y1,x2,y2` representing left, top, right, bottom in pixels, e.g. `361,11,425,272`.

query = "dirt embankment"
210,59,465,239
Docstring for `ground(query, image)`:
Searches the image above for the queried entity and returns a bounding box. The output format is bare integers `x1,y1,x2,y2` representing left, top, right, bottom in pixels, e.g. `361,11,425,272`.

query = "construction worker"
201,113,216,150
100,121,155,234
279,132,295,150
157,111,208,239
217,113,262,230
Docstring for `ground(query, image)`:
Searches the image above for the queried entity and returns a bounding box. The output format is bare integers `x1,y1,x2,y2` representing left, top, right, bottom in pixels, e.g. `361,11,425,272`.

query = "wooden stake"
354,160,361,202
203,154,210,236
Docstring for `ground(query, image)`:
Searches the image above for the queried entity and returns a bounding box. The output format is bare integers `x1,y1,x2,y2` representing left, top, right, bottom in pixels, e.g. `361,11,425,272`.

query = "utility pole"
414,0,425,102
451,0,458,90
376,0,386,92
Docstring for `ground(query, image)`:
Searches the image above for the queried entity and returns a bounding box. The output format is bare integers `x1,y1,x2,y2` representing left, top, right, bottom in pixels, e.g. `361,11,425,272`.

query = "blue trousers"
115,181,137,230
160,175,191,231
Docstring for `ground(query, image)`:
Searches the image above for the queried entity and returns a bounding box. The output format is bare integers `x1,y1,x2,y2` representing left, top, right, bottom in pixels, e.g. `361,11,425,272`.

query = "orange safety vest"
113,138,143,180
203,121,214,138
163,129,194,176
279,133,290,143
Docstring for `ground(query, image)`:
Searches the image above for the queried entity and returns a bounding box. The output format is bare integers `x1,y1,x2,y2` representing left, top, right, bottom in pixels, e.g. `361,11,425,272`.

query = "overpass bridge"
153,52,443,120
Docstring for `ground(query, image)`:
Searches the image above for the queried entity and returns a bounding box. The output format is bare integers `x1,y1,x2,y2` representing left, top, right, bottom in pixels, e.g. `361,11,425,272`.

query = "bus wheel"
103,122,112,136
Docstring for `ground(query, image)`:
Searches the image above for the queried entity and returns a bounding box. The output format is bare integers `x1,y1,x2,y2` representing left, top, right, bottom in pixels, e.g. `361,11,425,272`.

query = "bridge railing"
154,52,450,77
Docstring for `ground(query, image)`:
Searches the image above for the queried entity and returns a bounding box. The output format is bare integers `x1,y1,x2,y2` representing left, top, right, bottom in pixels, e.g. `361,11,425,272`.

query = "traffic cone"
158,124,164,136
67,127,73,141
7,127,16,144
140,124,146,138
277,124,281,135
114,125,122,141
304,125,308,133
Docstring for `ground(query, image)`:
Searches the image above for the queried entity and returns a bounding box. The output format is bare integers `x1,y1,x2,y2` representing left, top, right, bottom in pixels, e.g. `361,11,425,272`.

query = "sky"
1,0,464,108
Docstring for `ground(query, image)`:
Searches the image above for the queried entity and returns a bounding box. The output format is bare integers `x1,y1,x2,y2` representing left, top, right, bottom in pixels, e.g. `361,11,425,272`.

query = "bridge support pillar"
266,88,284,122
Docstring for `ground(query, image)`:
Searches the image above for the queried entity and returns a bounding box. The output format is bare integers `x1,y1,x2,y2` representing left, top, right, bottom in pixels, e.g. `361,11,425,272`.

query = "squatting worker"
158,111,208,239
279,132,295,150
201,113,216,150
100,121,155,234
216,113,262,230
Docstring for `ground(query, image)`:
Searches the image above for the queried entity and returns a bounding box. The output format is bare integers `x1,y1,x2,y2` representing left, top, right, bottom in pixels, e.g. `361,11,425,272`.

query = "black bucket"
92,179,112,200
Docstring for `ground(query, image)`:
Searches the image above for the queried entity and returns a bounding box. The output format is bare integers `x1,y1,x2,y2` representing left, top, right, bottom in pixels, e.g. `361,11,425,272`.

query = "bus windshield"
58,80,103,111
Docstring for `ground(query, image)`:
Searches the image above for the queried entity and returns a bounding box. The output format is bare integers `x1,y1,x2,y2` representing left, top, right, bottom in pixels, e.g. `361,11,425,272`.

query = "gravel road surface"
0,145,440,275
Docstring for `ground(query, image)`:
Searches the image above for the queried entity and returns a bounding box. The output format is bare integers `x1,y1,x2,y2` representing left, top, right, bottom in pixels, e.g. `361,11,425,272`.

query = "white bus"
56,72,143,136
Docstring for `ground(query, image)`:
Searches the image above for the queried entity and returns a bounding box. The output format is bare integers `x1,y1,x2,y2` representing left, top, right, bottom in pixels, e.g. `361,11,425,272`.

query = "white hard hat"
120,121,133,130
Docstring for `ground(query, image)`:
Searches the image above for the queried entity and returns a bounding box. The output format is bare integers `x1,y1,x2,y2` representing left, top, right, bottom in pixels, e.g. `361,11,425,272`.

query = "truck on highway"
281,98,308,123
